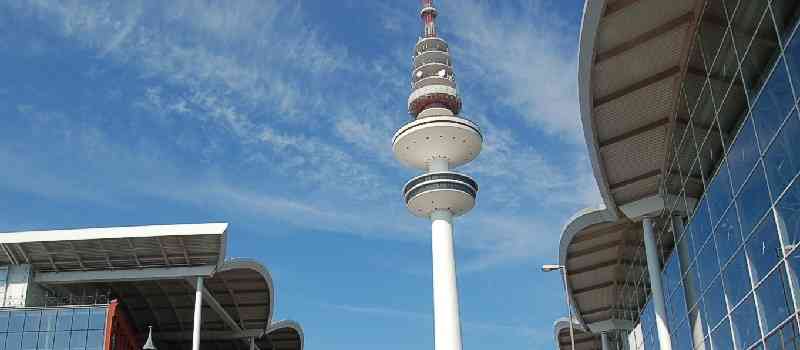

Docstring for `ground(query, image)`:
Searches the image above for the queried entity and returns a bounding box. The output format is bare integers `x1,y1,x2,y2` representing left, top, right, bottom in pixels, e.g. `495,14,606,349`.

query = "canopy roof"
0,223,301,350
553,317,601,350
0,223,227,272
580,0,699,216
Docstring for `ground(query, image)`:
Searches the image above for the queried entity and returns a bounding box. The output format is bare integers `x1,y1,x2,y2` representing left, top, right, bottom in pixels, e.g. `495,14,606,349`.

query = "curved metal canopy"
580,0,700,218
553,317,601,350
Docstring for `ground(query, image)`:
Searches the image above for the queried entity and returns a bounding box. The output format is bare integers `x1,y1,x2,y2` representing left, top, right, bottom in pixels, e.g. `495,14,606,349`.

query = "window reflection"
755,264,794,333
735,163,772,237
765,110,800,195
751,59,794,149
730,296,761,350
747,216,782,282
723,249,752,305
0,307,106,350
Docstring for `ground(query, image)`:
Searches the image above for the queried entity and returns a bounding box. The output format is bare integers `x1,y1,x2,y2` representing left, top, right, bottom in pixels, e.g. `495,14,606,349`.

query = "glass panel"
736,164,772,238
71,309,89,331
691,201,713,257
56,310,72,332
706,277,728,328
728,118,760,193
664,254,682,297
21,332,37,350
69,330,86,350
724,249,752,304
6,332,22,350
777,179,800,247
41,310,58,332
672,319,693,350
708,160,734,228
8,312,25,333
716,206,743,265
0,311,10,332
765,110,800,196
23,311,40,332
730,296,761,350
699,237,722,285
53,331,69,350
88,308,105,331
785,21,800,100
756,264,795,333
85,330,103,350
668,286,689,328
747,216,782,282
712,318,735,350
765,318,800,350
751,59,794,149
38,331,55,350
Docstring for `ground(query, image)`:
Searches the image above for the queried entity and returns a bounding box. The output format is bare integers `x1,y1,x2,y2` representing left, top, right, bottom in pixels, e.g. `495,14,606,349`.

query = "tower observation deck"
392,1,482,350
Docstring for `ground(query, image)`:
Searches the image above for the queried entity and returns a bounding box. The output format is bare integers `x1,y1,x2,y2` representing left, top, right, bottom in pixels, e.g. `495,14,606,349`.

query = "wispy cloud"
1,0,598,273
442,0,582,139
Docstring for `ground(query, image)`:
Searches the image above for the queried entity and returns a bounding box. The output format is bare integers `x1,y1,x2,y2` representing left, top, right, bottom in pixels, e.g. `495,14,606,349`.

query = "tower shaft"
431,210,463,350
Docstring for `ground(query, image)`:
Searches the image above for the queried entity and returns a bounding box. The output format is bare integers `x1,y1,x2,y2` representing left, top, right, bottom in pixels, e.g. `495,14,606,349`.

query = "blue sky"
0,1,597,348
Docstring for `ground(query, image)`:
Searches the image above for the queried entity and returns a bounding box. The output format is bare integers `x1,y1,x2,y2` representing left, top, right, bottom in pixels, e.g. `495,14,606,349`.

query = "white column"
431,209,463,350
642,217,672,350
192,276,204,350
601,332,611,350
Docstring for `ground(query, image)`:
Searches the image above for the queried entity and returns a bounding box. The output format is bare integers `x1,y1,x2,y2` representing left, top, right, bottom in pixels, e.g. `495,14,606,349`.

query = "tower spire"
421,0,438,38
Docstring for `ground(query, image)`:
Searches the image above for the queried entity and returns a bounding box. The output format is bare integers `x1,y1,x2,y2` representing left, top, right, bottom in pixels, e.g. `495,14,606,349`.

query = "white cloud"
2,0,601,273
441,0,582,139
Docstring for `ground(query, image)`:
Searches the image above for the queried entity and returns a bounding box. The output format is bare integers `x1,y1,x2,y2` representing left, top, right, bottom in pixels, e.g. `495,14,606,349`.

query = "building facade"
556,1,800,350
0,223,303,350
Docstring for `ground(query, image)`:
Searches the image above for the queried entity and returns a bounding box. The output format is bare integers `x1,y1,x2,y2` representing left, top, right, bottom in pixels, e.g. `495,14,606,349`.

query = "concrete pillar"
601,331,611,350
642,217,672,350
431,209,463,350
192,276,203,350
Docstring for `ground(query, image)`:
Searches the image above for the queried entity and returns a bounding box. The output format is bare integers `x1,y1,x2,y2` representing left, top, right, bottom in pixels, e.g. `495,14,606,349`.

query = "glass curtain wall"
0,306,107,350
628,0,800,350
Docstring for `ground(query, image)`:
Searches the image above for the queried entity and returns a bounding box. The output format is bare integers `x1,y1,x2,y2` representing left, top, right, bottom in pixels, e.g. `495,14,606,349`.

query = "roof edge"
267,320,304,350
0,223,230,244
219,258,276,332
558,207,617,329
578,0,619,214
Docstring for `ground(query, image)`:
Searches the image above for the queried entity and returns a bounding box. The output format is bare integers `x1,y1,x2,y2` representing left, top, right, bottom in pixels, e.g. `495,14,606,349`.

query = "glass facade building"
629,1,800,349
0,306,107,350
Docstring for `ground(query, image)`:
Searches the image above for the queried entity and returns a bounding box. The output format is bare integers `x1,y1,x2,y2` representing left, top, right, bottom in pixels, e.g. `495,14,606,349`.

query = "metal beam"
595,66,681,105
157,329,265,341
600,118,670,149
597,12,694,63
34,265,216,284
186,277,262,350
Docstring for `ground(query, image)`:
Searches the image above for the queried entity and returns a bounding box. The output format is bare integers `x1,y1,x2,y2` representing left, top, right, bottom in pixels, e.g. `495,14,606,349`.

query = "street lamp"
542,264,575,350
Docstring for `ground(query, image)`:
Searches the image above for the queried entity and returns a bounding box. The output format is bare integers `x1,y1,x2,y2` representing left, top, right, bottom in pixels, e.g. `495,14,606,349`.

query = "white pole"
192,276,204,350
642,217,672,350
601,332,611,350
561,269,576,350
431,209,462,350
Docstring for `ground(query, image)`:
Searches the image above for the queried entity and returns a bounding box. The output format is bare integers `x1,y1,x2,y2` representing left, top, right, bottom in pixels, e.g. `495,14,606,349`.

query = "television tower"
392,1,482,349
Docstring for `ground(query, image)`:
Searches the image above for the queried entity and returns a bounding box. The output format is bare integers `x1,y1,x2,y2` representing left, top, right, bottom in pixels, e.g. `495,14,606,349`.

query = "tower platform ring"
393,116,482,171
403,172,477,217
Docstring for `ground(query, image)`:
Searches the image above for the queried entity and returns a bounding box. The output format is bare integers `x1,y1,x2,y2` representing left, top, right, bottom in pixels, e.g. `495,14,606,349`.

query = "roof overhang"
559,208,646,333
579,0,703,218
553,317,601,350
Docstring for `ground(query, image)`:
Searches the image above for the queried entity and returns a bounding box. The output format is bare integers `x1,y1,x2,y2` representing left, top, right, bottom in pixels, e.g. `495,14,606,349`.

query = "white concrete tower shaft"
393,1,482,350
431,209,462,350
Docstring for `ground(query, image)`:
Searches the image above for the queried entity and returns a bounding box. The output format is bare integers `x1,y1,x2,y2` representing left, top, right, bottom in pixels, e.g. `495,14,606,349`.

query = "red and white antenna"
421,0,438,38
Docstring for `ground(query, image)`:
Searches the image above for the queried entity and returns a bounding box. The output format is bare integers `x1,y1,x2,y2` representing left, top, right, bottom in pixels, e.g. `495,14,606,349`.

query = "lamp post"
542,264,575,350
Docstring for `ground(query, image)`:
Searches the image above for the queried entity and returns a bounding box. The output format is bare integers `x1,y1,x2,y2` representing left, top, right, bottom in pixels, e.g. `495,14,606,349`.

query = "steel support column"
192,276,203,350
642,217,672,350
